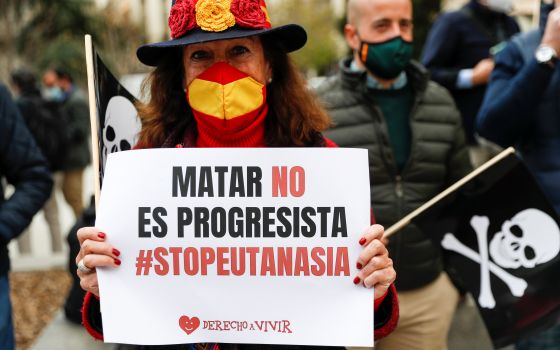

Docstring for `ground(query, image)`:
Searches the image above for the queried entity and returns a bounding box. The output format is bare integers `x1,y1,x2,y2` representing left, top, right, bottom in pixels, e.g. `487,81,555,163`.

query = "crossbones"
471,216,495,308
442,227,528,309
442,209,560,309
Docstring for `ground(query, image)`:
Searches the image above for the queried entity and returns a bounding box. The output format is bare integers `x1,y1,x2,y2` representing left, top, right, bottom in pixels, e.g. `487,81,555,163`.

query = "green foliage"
16,0,103,54
0,0,143,86
35,36,88,82
268,0,344,75
92,4,147,78
0,0,99,83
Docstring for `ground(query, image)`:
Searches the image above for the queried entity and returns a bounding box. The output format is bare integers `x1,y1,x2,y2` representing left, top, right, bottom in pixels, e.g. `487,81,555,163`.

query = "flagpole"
85,34,101,210
383,147,516,238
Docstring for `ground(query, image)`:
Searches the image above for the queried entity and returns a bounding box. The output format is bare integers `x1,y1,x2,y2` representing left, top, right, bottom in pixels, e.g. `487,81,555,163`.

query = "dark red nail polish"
353,276,361,285
113,248,121,257
359,238,366,246
357,262,363,269
114,258,121,266
98,232,106,239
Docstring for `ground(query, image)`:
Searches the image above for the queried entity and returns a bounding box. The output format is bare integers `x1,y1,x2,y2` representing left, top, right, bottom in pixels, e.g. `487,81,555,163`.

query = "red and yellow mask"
187,62,268,146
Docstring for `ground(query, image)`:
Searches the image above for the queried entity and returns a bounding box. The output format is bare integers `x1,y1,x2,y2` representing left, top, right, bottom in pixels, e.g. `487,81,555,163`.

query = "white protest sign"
96,148,373,346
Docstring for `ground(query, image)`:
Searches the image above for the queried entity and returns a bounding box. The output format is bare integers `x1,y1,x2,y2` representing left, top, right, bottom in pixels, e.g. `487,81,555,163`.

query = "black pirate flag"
411,150,560,347
87,37,142,189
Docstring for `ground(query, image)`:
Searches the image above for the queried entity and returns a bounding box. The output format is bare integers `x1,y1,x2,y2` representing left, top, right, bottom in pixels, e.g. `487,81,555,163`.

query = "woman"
77,0,398,348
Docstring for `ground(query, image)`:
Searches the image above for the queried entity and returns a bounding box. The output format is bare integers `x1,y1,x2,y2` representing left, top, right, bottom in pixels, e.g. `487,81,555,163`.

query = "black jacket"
318,59,472,291
61,87,91,170
0,83,53,276
15,91,68,171
421,0,519,143
476,3,560,213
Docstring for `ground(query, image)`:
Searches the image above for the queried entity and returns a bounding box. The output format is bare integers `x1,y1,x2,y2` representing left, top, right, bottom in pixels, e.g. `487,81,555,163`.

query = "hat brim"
137,24,307,67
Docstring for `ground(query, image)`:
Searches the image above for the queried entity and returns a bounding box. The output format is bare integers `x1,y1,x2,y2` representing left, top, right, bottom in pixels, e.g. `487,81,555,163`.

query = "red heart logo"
179,315,200,335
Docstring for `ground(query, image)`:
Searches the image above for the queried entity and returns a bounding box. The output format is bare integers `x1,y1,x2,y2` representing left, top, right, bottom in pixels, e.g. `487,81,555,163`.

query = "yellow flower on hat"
196,0,236,32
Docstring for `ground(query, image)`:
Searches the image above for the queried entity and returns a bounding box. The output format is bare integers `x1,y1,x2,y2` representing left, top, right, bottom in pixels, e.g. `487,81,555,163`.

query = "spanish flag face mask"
187,62,268,140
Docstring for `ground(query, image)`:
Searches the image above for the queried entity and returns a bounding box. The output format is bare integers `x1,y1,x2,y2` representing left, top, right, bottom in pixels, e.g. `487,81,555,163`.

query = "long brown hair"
136,37,331,147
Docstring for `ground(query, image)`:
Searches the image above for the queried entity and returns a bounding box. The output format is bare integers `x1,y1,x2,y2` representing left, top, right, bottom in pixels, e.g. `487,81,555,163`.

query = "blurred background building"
0,0,544,101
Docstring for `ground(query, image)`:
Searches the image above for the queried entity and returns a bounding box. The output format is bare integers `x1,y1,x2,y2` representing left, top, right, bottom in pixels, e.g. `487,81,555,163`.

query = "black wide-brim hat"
137,0,307,67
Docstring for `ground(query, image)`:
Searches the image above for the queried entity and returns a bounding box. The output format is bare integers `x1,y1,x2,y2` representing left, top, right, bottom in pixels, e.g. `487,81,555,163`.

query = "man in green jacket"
317,0,472,349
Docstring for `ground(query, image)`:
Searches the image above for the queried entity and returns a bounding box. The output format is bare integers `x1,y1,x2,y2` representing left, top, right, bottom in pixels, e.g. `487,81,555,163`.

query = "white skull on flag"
102,96,142,170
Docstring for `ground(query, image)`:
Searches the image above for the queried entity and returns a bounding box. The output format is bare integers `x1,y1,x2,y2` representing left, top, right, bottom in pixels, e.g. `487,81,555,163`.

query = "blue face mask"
43,86,65,102
358,36,413,80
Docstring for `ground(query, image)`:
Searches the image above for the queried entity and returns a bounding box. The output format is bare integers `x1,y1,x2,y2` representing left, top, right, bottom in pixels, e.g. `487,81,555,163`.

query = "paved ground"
449,295,514,350
30,311,115,350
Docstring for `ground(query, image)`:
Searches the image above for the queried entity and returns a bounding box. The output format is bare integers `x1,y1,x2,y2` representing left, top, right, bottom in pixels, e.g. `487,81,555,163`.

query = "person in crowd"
421,0,519,167
0,82,53,350
42,67,90,219
476,0,560,348
10,69,65,253
75,0,399,348
317,0,472,349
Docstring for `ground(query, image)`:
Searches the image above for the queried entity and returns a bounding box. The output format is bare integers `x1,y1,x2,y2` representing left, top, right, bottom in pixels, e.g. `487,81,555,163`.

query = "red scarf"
193,103,267,147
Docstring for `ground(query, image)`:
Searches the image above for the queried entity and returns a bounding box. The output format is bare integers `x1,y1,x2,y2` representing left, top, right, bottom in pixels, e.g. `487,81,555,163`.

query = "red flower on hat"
169,0,197,39
230,0,269,29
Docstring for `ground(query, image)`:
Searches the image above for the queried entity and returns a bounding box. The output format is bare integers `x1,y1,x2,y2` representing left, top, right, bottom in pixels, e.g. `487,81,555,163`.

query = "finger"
80,239,120,259
77,254,121,297
357,224,384,247
77,227,107,246
374,283,390,301
357,256,393,282
357,239,388,269
79,274,100,297
363,266,396,289
76,239,121,266
77,253,121,276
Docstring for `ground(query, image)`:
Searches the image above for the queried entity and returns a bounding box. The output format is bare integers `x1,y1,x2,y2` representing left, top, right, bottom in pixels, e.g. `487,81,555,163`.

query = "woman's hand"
76,227,121,297
354,224,396,300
